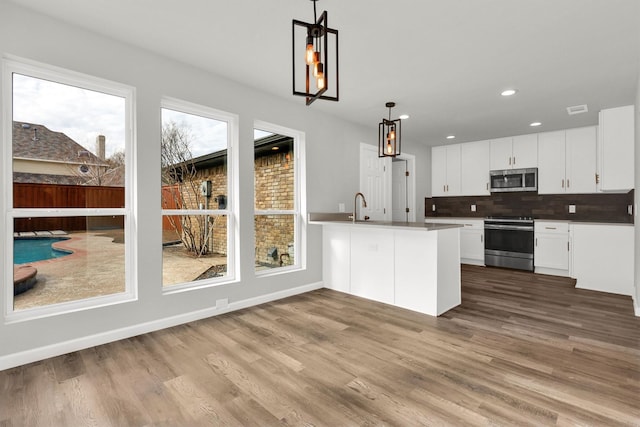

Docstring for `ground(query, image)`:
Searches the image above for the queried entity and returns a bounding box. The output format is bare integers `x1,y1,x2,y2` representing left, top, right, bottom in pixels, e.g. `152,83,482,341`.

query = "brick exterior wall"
165,149,294,267
254,151,294,267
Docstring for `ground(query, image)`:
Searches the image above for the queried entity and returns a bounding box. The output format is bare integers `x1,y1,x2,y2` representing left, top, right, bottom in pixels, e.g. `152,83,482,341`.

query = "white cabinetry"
426,218,484,265
320,223,462,316
566,127,597,193
461,140,490,195
432,144,461,196
349,228,395,304
538,131,566,194
459,220,485,265
538,127,597,194
534,221,570,276
571,223,634,295
598,105,635,191
490,134,537,170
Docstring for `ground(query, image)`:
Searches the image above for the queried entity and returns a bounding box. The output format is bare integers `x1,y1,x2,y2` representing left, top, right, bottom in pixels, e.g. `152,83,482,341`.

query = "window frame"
253,120,306,276
2,56,136,322
160,97,239,292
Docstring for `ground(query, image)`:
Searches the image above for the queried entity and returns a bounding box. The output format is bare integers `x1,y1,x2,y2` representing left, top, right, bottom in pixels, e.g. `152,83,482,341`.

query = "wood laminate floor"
1,265,639,426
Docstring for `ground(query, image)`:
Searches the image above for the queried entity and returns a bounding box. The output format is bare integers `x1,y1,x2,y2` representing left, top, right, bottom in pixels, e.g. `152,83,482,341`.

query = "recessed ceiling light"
501,89,518,97
530,122,542,127
446,135,455,140
399,114,410,120
271,146,280,150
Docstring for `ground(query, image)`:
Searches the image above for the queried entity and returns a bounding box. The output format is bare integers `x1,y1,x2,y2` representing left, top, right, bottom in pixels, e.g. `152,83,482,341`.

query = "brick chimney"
95,135,106,159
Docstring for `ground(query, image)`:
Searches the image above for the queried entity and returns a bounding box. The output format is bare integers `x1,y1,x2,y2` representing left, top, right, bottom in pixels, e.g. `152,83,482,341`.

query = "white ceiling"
9,0,640,146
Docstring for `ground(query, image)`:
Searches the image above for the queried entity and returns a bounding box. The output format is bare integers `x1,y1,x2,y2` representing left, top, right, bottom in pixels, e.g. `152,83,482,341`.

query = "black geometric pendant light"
292,0,339,105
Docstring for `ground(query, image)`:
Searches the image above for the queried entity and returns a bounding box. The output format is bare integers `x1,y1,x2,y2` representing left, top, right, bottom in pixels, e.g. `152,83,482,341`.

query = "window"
161,99,237,290
254,122,305,274
4,58,134,318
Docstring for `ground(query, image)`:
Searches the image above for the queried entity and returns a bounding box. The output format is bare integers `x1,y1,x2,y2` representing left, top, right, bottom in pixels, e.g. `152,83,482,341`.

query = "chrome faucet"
353,192,368,223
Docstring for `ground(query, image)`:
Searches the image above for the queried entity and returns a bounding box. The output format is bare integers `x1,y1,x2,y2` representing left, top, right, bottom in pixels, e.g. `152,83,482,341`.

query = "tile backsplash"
425,190,634,223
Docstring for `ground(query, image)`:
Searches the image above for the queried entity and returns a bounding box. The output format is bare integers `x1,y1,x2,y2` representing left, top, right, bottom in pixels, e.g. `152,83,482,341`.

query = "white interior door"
392,160,408,221
359,143,389,221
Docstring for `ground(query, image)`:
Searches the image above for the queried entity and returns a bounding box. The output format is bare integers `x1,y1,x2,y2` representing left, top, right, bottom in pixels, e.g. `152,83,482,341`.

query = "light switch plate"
338,203,345,212
471,204,476,212
432,204,436,211
569,204,576,214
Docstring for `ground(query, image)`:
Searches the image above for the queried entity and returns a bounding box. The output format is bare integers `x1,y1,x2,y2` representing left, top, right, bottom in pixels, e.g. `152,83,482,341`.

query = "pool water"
14,237,71,264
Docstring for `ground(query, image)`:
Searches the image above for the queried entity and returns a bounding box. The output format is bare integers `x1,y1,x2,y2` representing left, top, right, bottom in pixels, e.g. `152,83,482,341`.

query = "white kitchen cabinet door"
431,144,461,196
461,140,490,195
459,221,484,265
322,227,351,293
571,224,634,295
537,131,566,194
432,146,447,197
535,233,569,270
598,105,634,191
566,126,597,193
349,228,395,305
490,137,513,170
445,145,461,195
512,133,538,169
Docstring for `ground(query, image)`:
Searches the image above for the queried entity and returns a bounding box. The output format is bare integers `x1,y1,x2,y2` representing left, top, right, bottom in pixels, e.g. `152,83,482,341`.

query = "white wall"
0,1,431,366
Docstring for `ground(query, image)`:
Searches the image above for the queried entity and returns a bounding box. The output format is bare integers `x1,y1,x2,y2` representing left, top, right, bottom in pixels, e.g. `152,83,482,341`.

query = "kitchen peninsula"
310,214,463,316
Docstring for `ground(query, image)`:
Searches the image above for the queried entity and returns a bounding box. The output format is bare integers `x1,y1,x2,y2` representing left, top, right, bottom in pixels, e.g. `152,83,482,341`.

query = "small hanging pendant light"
292,0,339,105
379,102,401,157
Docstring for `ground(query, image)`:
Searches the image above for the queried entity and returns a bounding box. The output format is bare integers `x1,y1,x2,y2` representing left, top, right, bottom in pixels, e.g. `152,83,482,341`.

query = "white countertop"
310,219,462,232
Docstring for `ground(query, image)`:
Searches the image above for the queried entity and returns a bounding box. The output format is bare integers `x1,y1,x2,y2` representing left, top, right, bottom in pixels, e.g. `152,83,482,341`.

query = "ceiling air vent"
566,104,588,115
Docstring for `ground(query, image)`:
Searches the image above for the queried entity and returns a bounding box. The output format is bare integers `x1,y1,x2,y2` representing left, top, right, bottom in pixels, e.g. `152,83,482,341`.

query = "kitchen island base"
320,223,461,316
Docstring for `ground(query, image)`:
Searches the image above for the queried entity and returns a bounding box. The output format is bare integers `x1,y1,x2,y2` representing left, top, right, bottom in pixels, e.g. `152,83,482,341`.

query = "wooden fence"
14,183,125,232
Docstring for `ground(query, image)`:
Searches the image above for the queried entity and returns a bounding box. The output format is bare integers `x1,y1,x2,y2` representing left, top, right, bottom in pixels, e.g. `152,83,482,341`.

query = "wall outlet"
471,204,476,212
432,204,436,211
569,204,576,214
628,204,633,216
216,298,228,309
338,203,345,212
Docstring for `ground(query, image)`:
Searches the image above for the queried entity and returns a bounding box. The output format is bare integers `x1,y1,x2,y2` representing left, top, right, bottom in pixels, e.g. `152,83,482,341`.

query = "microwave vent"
566,104,588,115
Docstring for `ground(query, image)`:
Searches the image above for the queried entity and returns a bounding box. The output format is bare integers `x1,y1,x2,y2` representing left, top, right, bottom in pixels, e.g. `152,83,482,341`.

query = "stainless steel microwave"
489,168,538,192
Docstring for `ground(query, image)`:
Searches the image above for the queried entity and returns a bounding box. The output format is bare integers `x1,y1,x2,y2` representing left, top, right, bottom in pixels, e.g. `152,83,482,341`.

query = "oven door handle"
484,224,534,231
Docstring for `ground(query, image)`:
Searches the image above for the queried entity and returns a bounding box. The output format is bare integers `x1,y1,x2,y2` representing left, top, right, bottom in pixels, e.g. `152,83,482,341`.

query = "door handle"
561,179,565,188
567,179,570,188
535,237,538,246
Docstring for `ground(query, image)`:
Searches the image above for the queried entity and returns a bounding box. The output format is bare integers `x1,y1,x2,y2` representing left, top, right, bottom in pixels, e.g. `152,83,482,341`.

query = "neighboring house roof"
13,172,89,185
12,121,126,186
12,121,106,167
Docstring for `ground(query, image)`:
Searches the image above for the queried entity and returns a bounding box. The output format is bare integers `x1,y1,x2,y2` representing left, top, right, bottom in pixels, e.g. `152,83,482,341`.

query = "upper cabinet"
566,126,597,194
432,144,461,197
538,127,597,194
490,134,537,170
538,131,567,194
460,140,490,196
598,105,634,191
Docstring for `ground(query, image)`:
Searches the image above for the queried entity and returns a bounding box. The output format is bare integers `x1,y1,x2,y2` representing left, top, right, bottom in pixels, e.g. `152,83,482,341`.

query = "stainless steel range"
484,216,534,271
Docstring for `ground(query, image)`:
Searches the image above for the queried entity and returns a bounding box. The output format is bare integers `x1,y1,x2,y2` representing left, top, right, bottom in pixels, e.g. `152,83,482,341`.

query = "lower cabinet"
571,223,634,296
534,221,570,276
349,228,395,304
322,224,462,316
459,220,484,265
426,218,484,265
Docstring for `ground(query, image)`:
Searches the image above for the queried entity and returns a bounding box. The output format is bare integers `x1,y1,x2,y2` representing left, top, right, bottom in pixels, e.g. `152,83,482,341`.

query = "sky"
12,73,269,160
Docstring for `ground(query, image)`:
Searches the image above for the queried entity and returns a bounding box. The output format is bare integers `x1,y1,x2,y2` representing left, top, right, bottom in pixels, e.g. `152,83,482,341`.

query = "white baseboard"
0,281,323,371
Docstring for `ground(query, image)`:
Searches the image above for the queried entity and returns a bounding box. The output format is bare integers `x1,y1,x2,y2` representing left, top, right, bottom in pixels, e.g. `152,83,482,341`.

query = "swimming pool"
14,237,71,264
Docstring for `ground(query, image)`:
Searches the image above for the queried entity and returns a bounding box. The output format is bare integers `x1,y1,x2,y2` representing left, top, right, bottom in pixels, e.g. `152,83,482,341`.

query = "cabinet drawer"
535,222,569,233
459,220,483,230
